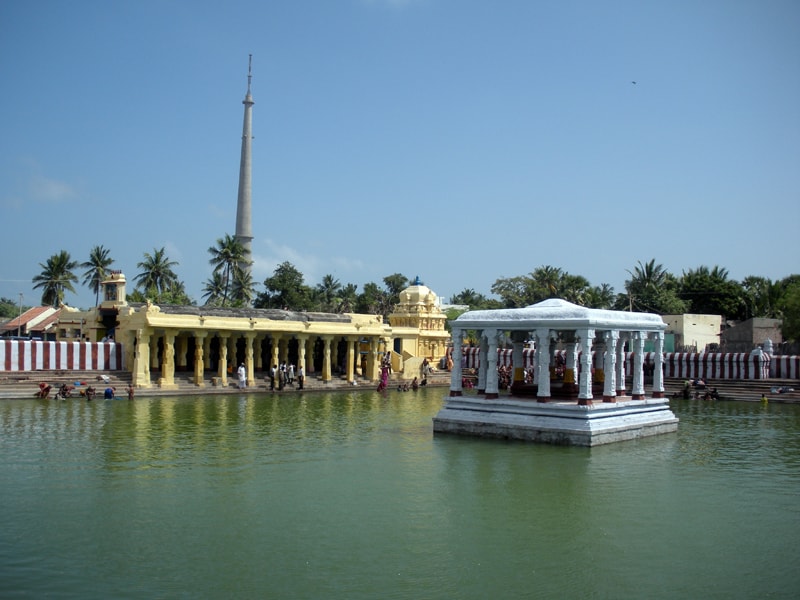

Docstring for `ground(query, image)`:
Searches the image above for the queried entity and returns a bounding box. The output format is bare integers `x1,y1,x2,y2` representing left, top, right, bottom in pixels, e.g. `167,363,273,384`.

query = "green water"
1,389,798,599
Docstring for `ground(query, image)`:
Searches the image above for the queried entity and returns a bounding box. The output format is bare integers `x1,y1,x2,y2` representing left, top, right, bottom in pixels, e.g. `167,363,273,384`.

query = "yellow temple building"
55,272,450,389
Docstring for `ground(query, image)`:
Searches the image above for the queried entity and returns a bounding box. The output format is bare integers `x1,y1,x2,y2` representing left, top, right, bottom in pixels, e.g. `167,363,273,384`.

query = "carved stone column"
476,331,488,394
616,334,628,397
510,332,526,394
270,335,281,376
245,332,256,386
631,331,646,400
485,329,499,399
535,328,552,402
652,331,665,398
603,330,619,402
132,328,152,388
577,328,595,405
297,335,308,375
345,336,357,383
321,336,333,382
176,335,189,372
218,333,229,387
366,337,378,382
150,335,160,371
450,327,463,397
194,332,207,386
158,331,177,389
203,335,212,370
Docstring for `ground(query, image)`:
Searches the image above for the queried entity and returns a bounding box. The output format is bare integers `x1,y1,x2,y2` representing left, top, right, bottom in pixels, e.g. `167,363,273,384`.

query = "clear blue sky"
1,0,798,310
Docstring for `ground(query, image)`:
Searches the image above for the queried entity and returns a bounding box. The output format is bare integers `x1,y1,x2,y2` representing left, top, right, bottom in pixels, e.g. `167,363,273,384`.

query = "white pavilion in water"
433,299,678,446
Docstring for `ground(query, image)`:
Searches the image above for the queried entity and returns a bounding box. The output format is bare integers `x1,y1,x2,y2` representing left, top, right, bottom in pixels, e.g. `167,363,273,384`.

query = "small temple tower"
234,55,255,273
388,276,449,367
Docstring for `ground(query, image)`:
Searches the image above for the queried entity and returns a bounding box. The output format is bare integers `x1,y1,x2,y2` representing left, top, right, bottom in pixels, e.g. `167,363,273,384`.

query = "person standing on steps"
237,363,247,389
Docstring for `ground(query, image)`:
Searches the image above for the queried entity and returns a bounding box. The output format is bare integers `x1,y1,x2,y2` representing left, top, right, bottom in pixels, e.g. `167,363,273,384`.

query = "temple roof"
453,298,665,331
132,304,352,323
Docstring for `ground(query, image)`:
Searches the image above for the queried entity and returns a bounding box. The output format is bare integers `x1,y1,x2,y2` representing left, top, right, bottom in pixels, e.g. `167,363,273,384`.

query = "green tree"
254,262,314,311
202,271,227,306
383,274,410,299
559,273,591,305
231,268,256,307
491,275,535,308
449,288,503,310
207,234,252,306
134,247,179,295
356,282,390,316
315,274,342,312
0,297,30,319
679,265,744,319
531,265,564,299
128,281,193,306
32,250,78,306
778,280,800,341
620,259,686,314
742,276,773,319
491,266,591,308
81,245,115,306
584,283,616,309
337,283,358,313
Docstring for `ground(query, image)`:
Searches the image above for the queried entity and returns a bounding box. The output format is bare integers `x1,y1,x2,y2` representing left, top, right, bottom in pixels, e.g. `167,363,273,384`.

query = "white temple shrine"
433,299,679,446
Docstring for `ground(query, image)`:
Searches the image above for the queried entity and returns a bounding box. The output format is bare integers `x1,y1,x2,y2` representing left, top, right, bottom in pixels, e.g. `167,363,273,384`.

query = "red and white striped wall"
770,355,800,379
0,340,124,371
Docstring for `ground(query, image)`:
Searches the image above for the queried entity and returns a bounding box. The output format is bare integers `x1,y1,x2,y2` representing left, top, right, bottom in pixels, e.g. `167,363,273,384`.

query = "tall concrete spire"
235,54,254,270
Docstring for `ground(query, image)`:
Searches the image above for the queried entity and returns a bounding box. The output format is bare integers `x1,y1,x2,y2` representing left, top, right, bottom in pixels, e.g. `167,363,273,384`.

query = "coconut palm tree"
81,245,115,306
32,250,78,306
208,234,251,306
316,274,342,312
623,259,686,314
135,247,179,295
231,268,256,307
337,283,358,313
202,271,226,306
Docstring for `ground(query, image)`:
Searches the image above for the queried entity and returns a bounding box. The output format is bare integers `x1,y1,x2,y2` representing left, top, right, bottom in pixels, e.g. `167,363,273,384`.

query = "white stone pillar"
631,331,646,400
652,331,665,398
616,334,627,397
565,341,578,390
535,328,551,401
577,328,595,405
603,331,618,402
450,327,463,396
485,329,499,399
510,332,525,393
477,331,488,394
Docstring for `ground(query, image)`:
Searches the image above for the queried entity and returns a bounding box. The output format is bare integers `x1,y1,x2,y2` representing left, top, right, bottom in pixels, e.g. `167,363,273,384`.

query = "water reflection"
1,391,798,599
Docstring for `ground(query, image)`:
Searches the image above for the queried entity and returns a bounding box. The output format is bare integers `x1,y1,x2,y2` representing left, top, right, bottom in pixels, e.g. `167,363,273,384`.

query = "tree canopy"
32,250,78,306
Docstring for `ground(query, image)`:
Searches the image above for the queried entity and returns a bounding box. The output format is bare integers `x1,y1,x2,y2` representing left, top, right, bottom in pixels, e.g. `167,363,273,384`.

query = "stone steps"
0,369,452,399
662,377,799,403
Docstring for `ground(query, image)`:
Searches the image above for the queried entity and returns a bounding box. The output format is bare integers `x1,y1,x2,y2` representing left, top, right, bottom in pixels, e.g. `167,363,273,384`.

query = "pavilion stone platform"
435,298,679,446
433,396,678,447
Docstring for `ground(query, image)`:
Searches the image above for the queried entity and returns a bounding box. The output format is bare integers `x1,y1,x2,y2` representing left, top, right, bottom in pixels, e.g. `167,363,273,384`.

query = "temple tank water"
0,388,798,599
